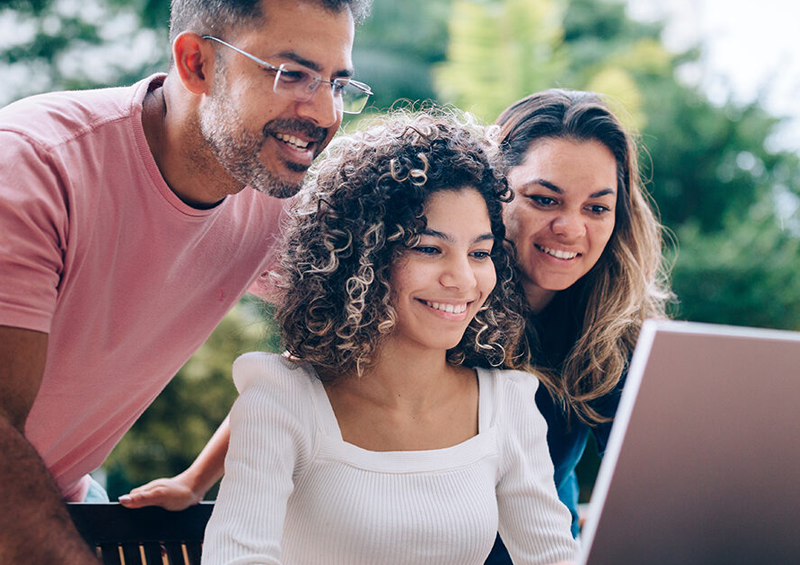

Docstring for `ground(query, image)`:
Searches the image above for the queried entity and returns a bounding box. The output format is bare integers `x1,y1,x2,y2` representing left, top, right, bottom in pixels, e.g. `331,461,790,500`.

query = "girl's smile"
389,188,497,352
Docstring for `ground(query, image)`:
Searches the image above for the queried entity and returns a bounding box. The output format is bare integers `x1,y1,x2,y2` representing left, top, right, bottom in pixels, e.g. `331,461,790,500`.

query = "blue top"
533,374,624,536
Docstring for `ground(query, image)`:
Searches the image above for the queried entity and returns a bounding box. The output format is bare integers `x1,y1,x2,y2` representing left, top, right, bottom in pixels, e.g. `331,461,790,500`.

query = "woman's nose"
551,212,585,240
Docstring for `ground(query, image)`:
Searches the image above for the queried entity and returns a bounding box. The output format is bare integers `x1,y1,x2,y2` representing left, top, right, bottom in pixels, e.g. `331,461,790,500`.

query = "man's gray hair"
169,0,372,44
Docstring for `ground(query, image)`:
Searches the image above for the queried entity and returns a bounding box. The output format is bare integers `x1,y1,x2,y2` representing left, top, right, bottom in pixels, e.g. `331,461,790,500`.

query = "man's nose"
295,83,340,129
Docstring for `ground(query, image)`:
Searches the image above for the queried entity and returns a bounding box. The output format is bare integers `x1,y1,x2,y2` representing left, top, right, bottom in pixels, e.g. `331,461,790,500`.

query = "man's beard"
198,81,327,199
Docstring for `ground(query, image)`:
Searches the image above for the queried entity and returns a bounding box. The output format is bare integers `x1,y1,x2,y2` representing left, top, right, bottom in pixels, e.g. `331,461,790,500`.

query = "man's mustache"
262,119,327,144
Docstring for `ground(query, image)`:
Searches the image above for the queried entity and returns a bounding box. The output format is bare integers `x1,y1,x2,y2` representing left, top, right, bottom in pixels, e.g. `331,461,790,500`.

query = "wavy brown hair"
496,89,674,425
273,110,528,380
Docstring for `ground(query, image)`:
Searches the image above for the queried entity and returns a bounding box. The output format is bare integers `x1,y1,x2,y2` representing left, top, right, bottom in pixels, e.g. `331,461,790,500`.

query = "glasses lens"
340,81,371,114
276,64,371,114
274,63,318,102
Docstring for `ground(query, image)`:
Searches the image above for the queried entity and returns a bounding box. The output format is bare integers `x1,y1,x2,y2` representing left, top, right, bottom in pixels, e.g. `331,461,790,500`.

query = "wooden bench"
67,502,214,565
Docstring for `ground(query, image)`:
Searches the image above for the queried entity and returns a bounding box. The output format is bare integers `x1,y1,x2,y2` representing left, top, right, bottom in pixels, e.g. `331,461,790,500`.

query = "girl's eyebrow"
473,233,495,244
420,228,494,244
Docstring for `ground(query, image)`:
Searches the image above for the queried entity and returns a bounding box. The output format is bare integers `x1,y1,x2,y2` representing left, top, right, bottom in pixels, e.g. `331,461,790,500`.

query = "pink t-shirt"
0,75,286,500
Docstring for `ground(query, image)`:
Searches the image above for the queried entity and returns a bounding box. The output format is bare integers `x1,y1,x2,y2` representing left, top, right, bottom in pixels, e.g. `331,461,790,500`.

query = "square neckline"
298,365,501,472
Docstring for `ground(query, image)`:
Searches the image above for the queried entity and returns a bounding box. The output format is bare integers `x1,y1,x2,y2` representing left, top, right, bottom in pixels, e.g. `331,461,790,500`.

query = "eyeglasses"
202,36,372,115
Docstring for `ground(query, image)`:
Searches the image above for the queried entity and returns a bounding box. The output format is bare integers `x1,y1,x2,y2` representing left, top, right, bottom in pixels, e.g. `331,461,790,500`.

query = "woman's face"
503,138,618,311
389,188,497,353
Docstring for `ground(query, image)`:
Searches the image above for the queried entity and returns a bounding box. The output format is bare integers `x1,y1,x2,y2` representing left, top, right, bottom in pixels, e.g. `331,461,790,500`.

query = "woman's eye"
528,195,557,207
587,204,612,215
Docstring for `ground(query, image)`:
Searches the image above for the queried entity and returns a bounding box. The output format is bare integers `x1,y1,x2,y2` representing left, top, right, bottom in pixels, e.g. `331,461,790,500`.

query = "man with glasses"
0,0,372,562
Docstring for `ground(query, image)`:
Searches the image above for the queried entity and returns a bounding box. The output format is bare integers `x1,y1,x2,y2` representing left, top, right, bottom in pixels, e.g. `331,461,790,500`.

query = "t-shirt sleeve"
0,131,67,333
495,370,580,565
245,197,291,304
246,232,283,302
246,269,278,304
201,353,313,565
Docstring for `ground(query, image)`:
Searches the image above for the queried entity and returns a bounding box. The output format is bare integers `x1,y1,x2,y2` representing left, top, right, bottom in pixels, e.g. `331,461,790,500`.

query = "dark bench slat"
185,542,202,565
143,542,165,565
68,502,213,565
164,542,186,565
122,543,144,565
99,543,122,565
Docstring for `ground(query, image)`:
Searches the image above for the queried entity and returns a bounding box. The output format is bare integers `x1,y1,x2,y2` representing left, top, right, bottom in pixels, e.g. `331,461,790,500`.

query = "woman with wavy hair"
200,111,578,565
485,89,672,563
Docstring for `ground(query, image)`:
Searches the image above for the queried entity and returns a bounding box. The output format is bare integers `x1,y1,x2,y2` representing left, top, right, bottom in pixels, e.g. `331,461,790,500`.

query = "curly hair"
496,89,674,425
273,109,528,380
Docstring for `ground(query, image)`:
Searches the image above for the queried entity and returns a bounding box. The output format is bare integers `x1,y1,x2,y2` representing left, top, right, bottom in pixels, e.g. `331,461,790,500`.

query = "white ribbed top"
202,353,578,565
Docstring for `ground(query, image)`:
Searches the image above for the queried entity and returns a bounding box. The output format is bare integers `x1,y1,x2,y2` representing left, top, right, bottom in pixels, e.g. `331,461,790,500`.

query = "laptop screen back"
579,320,800,565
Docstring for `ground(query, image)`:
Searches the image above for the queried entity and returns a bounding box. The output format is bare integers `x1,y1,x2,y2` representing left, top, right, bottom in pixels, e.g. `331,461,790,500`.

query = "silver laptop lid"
579,320,800,565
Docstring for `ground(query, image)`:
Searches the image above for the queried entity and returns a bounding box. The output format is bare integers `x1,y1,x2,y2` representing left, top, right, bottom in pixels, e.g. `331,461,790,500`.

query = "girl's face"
389,188,497,353
503,138,618,311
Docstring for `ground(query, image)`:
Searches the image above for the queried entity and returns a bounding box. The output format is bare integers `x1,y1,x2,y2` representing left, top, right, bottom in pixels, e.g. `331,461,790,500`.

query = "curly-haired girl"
200,111,578,565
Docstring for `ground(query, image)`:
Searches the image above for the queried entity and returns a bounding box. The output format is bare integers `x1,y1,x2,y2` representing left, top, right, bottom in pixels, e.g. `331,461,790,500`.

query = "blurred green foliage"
435,0,569,120
352,0,452,110
2,0,798,498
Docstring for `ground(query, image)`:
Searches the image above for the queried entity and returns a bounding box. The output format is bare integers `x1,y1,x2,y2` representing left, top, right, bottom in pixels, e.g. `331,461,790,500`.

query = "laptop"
577,319,800,565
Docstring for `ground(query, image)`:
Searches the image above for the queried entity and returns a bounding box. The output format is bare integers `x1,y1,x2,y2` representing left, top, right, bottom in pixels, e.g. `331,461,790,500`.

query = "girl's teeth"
426,301,467,314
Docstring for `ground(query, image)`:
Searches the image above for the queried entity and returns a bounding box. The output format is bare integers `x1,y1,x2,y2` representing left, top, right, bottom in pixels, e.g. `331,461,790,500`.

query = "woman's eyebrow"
524,179,616,198
527,178,563,194
590,187,616,198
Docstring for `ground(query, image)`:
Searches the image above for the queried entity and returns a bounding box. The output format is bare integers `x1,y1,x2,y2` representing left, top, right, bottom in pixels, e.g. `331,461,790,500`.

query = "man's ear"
172,32,215,94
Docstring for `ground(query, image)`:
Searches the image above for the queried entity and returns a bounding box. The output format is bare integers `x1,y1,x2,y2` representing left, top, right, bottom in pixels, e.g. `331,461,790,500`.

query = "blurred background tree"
3,0,798,500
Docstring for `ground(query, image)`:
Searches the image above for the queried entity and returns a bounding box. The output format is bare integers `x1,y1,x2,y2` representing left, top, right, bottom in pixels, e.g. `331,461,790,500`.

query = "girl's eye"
528,195,557,207
413,246,440,255
470,250,492,260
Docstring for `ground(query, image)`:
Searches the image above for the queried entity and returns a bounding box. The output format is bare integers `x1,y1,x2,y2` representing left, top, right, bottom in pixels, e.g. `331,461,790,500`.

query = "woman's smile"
534,244,581,261
504,138,617,310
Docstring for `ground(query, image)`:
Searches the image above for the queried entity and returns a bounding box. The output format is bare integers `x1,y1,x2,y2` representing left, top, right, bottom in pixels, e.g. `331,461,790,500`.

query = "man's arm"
120,416,230,510
0,326,99,564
